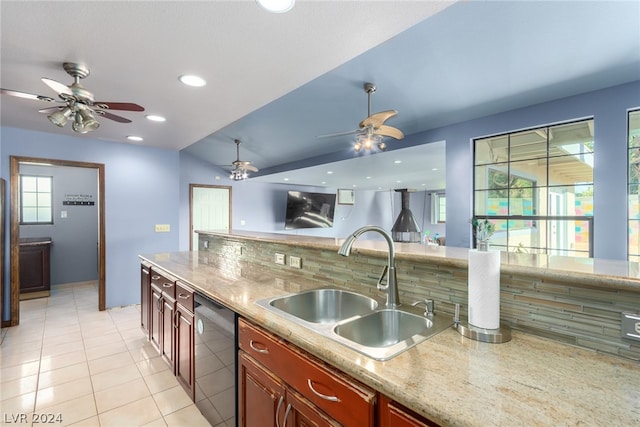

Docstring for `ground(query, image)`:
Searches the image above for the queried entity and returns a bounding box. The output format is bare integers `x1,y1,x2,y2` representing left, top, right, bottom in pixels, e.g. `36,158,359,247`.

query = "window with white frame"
20,175,53,224
431,193,446,223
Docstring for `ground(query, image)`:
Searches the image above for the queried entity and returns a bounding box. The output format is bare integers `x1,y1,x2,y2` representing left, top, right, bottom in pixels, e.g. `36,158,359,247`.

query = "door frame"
189,184,232,251
7,156,106,326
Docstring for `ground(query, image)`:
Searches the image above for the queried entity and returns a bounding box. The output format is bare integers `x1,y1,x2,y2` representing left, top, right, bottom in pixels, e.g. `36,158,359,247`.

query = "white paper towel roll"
468,249,501,329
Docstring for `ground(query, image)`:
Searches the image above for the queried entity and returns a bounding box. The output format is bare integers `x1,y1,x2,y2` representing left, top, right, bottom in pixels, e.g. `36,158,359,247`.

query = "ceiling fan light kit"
318,82,404,153
1,62,145,135
228,139,259,181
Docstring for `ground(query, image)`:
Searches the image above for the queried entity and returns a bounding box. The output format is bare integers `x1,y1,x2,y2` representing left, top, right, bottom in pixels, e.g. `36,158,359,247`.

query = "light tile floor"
0,281,215,427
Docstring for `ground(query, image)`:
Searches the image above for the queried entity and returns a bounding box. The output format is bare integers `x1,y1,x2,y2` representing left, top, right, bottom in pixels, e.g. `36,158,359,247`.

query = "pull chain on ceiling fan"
0,62,145,134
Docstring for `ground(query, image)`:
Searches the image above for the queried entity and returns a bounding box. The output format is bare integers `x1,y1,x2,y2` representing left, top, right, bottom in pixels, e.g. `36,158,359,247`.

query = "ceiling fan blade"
41,78,73,96
244,164,259,173
374,124,404,140
93,102,145,112
316,129,361,139
1,88,56,102
360,110,398,129
93,110,132,123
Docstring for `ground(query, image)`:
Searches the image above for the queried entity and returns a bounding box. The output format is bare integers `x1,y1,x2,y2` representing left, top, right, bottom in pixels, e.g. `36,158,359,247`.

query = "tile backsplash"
199,234,640,361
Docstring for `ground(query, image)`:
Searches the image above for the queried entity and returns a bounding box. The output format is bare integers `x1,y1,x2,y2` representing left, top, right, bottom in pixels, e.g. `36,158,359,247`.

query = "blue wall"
1,127,180,316
2,81,637,318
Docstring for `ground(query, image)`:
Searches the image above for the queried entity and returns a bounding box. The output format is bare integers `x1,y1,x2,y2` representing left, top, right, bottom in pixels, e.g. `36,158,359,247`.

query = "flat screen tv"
285,191,336,229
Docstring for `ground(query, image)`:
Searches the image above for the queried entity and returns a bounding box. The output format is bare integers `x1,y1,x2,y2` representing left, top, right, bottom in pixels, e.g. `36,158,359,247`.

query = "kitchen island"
140,230,640,426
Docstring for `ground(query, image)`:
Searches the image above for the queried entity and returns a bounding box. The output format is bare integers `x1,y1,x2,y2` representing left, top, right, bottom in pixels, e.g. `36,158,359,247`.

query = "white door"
190,185,231,250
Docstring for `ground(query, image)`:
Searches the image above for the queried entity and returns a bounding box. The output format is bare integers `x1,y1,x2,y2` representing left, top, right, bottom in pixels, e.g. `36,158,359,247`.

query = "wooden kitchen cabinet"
148,270,176,366
239,351,340,427
174,281,195,400
238,318,375,427
19,237,52,296
238,350,285,427
378,395,438,427
143,267,196,400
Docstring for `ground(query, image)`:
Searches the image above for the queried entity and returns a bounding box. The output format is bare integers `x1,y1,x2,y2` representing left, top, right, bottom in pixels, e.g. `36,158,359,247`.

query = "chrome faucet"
338,225,400,308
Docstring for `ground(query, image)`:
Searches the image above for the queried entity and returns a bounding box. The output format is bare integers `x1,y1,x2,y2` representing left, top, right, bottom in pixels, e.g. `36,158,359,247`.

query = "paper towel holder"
453,304,511,343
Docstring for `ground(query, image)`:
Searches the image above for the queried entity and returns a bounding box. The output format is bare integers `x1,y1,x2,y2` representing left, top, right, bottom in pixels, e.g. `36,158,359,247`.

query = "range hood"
391,189,421,243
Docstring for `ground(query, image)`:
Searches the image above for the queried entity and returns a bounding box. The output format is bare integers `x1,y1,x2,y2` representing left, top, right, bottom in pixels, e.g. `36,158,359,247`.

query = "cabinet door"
141,264,150,334
150,285,163,353
161,295,176,368
175,304,195,400
238,351,285,427
378,395,437,427
285,387,341,427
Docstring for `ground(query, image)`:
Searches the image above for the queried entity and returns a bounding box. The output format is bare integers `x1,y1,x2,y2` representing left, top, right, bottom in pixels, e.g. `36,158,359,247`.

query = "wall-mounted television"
285,191,336,229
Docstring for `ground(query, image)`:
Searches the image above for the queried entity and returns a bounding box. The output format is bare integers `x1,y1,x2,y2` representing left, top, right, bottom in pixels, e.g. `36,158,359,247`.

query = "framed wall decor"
338,189,355,205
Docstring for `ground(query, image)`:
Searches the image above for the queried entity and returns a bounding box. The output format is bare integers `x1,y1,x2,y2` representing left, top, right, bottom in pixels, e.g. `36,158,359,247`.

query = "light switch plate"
155,224,170,232
621,312,640,341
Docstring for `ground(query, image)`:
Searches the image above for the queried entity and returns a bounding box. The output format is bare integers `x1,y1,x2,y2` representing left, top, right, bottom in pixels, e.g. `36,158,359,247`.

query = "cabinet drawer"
175,281,194,313
238,318,376,427
150,269,176,299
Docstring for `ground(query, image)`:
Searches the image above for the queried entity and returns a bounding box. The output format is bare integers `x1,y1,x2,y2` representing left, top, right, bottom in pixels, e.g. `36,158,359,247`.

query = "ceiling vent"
391,189,421,243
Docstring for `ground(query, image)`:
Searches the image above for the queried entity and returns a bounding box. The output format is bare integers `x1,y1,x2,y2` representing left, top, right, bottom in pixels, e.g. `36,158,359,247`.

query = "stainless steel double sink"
256,288,452,360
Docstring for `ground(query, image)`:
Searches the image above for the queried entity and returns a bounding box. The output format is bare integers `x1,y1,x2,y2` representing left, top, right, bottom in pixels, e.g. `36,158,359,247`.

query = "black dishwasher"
194,292,237,426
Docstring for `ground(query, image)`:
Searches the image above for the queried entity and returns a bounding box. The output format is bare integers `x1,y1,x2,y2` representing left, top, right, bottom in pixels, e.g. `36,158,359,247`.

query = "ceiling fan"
0,62,144,134
229,139,259,181
318,82,404,152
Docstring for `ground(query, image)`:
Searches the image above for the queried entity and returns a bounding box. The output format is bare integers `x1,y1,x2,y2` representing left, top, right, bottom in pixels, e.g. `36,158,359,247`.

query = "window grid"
20,175,53,224
473,119,594,256
628,109,640,261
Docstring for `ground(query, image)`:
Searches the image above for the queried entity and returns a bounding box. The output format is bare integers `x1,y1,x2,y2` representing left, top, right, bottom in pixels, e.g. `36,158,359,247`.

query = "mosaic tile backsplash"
199,234,640,361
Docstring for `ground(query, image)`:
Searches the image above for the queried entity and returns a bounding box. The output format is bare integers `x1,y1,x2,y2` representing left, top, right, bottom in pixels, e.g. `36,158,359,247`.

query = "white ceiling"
2,1,639,191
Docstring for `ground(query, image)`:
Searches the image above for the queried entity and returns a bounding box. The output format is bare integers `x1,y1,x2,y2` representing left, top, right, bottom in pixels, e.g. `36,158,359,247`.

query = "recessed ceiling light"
327,171,334,175
283,178,289,181
366,176,372,179
146,115,166,122
432,167,439,171
127,136,143,142
256,0,295,13
394,160,402,164
179,74,206,87
321,181,327,185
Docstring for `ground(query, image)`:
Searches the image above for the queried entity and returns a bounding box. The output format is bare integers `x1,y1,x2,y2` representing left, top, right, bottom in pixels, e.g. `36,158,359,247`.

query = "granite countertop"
140,250,640,427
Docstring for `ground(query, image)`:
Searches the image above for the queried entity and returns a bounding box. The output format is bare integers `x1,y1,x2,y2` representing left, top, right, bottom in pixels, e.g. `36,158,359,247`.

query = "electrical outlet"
275,253,285,265
289,256,301,269
621,312,640,341
155,224,170,232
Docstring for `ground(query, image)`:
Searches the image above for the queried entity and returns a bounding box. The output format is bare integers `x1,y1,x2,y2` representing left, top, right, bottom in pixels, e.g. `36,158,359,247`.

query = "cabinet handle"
307,379,339,402
173,310,179,329
162,283,173,288
156,296,163,312
282,403,292,427
249,340,269,354
275,395,284,427
178,293,190,300
151,275,160,280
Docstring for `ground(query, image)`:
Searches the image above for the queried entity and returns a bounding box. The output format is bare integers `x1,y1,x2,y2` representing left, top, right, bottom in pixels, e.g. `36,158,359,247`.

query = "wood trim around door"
8,156,106,327
189,184,232,251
